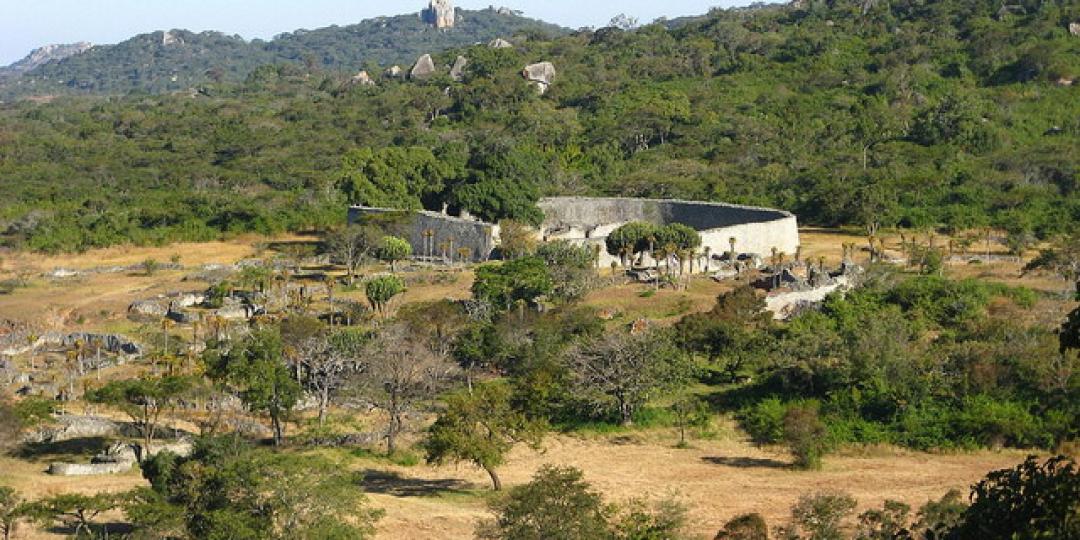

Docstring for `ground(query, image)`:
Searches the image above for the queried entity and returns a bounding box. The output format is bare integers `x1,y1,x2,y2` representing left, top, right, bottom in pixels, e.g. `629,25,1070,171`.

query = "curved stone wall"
538,197,800,266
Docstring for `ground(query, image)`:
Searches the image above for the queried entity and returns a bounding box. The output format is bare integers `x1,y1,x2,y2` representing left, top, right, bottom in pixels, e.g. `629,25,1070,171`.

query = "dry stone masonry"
350,197,799,266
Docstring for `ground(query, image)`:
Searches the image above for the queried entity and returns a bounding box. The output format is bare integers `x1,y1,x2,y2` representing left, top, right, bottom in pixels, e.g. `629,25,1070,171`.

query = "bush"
715,513,768,540
783,402,829,470
738,398,787,445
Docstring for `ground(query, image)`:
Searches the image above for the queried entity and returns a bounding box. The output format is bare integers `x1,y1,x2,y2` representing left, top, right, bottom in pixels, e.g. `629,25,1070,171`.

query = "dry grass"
361,432,1029,540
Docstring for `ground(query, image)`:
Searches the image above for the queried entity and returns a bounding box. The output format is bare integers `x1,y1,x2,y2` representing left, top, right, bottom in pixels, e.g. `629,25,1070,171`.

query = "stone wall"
537,197,800,267
347,206,500,263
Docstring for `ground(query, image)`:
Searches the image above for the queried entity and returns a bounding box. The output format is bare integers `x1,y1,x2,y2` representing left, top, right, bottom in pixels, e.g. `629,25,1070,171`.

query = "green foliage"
0,486,27,540
202,328,301,445
85,375,194,449
26,492,117,539
783,402,830,470
606,222,661,264
2,1,1078,252
778,491,857,540
952,455,1080,540
477,465,610,540
364,275,405,315
423,381,544,490
376,235,412,270
536,240,598,303
1,11,567,98
134,435,381,539
472,257,554,311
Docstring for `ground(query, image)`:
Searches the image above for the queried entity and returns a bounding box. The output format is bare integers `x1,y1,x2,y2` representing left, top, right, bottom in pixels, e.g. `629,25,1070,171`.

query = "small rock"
489,38,513,49
384,65,404,78
1070,22,1080,36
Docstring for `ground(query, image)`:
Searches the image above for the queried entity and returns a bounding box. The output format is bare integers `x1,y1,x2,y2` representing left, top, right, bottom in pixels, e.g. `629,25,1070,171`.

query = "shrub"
715,513,768,540
738,398,787,445
783,401,829,470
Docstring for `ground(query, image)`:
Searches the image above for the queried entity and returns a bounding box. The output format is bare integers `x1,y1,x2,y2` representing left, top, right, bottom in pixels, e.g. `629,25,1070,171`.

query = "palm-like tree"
161,318,175,357
457,247,472,265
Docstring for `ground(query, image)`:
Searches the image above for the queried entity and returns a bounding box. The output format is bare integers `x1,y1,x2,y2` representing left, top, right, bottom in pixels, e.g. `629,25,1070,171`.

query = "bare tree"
348,324,458,454
296,333,366,426
564,329,691,426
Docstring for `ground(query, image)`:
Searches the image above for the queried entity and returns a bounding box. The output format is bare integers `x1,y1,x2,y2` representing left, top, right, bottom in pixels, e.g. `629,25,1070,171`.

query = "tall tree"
564,329,693,425
423,381,543,490
203,328,301,445
348,324,458,454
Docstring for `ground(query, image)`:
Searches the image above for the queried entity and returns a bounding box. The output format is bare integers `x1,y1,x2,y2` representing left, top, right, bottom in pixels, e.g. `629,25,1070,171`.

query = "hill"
0,0,1077,253
0,7,567,99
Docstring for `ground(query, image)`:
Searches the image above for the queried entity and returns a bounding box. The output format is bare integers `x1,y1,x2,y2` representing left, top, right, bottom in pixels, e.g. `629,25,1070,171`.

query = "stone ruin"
349,196,801,268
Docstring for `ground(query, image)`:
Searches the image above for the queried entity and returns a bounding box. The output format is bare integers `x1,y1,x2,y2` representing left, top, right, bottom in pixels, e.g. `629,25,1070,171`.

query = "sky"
0,0,750,66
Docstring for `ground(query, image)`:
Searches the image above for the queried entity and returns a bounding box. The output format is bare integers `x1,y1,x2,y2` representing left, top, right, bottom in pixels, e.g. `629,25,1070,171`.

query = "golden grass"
361,432,1029,540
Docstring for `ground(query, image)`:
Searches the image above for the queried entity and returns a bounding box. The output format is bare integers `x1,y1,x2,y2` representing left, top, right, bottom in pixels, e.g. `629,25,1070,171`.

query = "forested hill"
0,7,567,99
0,0,1078,253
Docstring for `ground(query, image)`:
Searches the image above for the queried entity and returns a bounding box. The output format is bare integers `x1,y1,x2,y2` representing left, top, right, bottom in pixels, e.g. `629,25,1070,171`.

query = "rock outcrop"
1070,22,1080,36
0,42,92,78
26,415,123,444
450,55,468,81
522,62,556,94
421,0,456,29
489,38,513,49
411,54,437,79
350,70,376,86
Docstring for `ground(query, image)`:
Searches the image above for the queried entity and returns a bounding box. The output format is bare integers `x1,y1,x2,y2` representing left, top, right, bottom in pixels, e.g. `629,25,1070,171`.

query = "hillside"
0,7,567,99
0,0,1077,253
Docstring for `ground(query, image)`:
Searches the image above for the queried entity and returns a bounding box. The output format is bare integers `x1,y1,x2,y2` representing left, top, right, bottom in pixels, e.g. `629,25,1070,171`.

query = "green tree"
27,493,117,539
472,257,553,313
783,402,829,470
85,375,194,453
424,381,544,490
339,146,448,210
135,435,381,539
564,329,693,425
951,455,1080,540
364,275,406,317
0,487,27,540
606,222,660,267
476,465,610,540
203,328,301,445
378,235,412,272
777,491,857,540
536,240,598,303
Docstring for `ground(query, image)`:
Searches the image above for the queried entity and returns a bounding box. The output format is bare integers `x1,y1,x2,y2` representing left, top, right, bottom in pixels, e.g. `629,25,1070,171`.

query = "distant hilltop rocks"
0,42,92,78
422,0,456,29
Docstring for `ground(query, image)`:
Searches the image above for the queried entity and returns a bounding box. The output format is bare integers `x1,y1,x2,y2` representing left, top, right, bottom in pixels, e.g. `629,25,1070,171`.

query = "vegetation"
0,9,567,99
2,0,1077,253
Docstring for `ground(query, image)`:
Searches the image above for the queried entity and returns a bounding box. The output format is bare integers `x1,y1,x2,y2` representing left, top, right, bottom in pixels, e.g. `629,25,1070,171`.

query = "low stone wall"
48,461,133,476
348,206,500,263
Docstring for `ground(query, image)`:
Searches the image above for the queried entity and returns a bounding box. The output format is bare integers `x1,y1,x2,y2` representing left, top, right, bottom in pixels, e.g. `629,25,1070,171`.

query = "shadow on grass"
701,456,790,469
361,469,471,497
45,522,132,537
17,437,112,461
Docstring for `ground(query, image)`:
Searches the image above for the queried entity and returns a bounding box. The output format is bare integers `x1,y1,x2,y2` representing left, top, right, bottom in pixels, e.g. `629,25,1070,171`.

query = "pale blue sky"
1,0,751,66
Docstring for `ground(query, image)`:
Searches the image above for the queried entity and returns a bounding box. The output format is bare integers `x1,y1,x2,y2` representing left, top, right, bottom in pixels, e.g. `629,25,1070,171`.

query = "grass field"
0,228,1073,539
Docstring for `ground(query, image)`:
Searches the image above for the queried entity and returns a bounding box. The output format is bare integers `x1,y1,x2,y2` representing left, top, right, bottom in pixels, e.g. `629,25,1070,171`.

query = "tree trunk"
619,398,633,426
318,392,329,427
272,413,284,446
484,465,502,491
